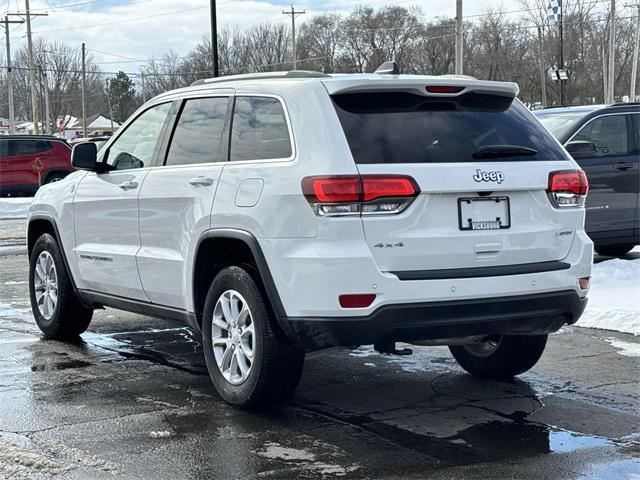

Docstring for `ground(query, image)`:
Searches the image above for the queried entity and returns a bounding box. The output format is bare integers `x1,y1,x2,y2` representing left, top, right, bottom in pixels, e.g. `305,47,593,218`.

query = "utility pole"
538,26,547,107
559,4,565,105
608,0,616,103
626,2,640,101
9,3,48,134
2,16,24,134
602,42,608,102
105,78,114,133
41,51,51,135
81,42,87,137
455,0,463,74
283,5,305,70
210,0,218,77
140,72,147,103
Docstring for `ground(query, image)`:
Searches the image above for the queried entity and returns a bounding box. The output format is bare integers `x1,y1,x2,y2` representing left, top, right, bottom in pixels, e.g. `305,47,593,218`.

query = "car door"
0,139,10,191
137,94,231,308
73,102,173,300
5,139,49,188
570,113,638,239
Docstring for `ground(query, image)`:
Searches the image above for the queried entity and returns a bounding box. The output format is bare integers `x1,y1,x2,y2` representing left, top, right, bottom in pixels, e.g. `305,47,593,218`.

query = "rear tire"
449,334,547,380
595,244,635,257
29,234,93,339
202,266,304,408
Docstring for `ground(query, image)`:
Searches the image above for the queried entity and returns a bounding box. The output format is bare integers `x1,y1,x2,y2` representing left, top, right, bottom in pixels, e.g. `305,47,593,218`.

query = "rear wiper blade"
472,145,538,159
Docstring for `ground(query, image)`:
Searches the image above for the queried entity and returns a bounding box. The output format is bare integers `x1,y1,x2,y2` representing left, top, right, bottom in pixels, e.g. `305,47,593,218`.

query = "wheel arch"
192,229,289,334
27,214,79,293
41,169,72,185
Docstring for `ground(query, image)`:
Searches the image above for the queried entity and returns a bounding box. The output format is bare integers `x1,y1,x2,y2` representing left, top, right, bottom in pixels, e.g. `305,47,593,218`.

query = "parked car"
27,67,592,407
0,135,73,196
534,103,640,256
68,136,110,152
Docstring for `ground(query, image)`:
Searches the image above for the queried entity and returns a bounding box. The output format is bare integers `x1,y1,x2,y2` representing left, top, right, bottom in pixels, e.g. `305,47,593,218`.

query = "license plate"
458,196,511,231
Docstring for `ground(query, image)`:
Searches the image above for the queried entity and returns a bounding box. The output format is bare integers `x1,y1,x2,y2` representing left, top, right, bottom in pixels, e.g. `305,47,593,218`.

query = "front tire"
595,244,635,257
202,266,304,408
449,334,547,380
29,234,93,339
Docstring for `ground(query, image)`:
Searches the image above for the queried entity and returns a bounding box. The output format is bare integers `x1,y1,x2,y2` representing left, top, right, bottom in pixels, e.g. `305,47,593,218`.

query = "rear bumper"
282,290,587,351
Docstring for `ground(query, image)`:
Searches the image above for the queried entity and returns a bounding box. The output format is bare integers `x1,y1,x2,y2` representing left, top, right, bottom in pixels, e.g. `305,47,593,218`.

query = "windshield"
536,114,583,139
332,92,569,164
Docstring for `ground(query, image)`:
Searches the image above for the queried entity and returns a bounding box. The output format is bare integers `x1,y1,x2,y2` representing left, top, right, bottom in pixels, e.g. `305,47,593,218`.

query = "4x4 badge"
472,169,504,184
374,242,404,248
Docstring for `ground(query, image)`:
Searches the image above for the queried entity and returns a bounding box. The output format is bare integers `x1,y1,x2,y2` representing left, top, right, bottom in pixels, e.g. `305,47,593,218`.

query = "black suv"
535,103,640,256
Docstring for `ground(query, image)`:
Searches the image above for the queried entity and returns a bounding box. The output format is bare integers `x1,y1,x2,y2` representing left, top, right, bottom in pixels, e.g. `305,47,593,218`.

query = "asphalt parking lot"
0,221,639,479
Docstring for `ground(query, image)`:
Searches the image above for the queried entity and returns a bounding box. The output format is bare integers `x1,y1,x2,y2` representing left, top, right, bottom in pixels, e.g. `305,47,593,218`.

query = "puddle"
549,430,611,453
81,331,207,375
31,359,93,372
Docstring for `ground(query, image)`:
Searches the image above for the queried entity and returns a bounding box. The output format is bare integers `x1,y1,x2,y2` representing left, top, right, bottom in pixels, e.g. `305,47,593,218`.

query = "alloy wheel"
211,290,256,385
33,251,58,320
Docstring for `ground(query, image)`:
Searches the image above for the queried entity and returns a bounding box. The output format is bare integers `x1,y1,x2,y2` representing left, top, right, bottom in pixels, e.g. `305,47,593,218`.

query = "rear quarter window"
332,92,569,164
230,96,292,161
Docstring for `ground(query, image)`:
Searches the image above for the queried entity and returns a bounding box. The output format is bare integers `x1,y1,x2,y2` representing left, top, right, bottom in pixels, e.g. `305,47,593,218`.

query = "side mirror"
565,141,596,158
71,142,98,171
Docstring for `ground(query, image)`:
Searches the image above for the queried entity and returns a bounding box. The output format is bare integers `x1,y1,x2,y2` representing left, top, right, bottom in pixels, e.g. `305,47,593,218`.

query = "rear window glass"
332,92,569,164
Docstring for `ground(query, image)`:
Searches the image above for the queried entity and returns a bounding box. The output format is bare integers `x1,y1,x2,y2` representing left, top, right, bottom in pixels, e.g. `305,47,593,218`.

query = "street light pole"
455,0,463,75
210,0,219,77
608,0,616,103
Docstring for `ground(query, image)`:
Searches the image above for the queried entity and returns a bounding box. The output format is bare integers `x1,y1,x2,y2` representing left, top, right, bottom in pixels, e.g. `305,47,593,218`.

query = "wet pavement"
1,244,639,478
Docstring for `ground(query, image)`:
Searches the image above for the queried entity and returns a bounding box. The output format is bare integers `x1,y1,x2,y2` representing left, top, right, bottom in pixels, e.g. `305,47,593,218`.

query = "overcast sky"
0,0,609,74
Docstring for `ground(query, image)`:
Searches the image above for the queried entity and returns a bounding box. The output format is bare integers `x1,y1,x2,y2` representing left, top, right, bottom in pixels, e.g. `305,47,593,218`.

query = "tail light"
547,170,588,208
302,175,420,217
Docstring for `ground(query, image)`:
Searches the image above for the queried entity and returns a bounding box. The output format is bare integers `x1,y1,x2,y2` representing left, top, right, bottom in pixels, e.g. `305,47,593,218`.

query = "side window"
106,102,172,170
9,140,52,156
573,115,630,157
0,140,7,157
165,97,228,166
230,96,292,161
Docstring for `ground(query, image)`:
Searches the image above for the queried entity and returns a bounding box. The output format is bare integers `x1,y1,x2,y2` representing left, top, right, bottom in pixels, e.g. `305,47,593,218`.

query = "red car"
0,135,73,196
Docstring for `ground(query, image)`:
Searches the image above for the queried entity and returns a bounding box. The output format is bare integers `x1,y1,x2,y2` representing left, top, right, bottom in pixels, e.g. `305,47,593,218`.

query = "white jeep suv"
27,67,592,407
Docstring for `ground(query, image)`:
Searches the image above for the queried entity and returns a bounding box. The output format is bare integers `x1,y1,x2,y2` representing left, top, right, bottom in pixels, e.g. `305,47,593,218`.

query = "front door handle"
189,176,214,186
118,180,138,190
614,162,633,171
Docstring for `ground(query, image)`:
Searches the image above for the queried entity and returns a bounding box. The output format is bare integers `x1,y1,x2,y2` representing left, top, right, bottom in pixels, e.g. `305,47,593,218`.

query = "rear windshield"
332,92,569,164
535,113,583,139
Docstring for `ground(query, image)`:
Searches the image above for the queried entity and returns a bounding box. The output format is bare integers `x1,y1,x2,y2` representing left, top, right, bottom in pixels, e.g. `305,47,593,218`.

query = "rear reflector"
579,277,590,289
547,170,589,208
426,85,464,94
339,294,376,308
302,175,419,216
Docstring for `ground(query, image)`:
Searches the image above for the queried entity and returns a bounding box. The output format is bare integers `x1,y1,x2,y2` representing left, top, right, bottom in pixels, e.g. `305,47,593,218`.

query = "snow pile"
577,256,640,335
0,197,32,219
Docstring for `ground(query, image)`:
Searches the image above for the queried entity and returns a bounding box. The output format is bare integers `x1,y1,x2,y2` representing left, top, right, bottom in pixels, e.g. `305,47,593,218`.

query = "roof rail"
610,101,640,107
191,70,329,86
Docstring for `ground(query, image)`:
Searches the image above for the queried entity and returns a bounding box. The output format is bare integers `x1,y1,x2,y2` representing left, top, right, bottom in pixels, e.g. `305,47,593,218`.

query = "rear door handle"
118,180,138,190
614,162,633,171
189,176,214,186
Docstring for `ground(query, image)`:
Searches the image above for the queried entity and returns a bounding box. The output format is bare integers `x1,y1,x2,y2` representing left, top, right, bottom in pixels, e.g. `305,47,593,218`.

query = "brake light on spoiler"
547,170,589,208
302,175,420,217
425,85,465,94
